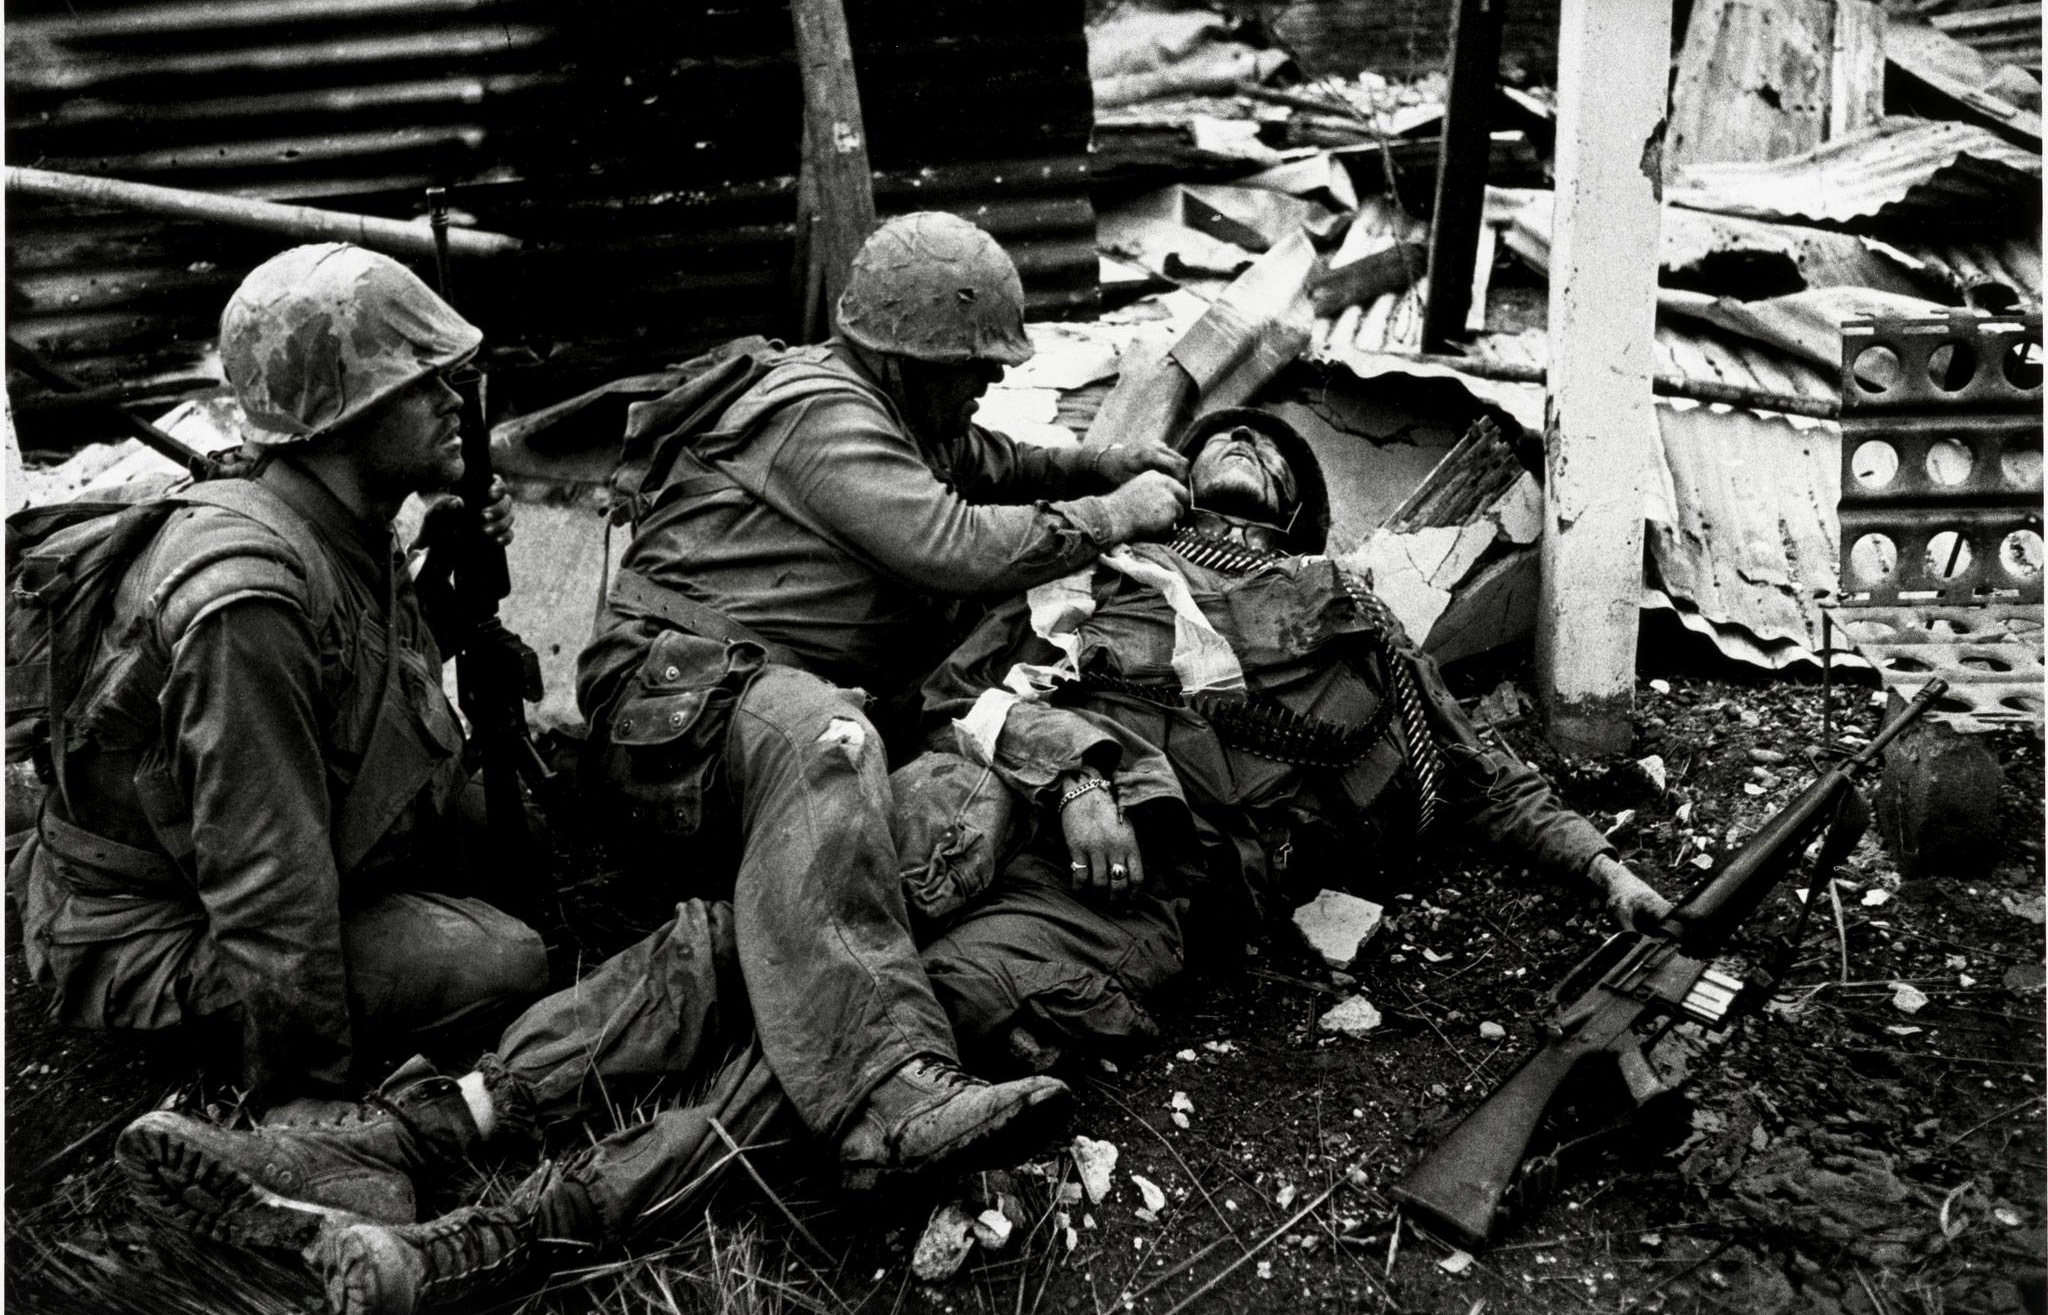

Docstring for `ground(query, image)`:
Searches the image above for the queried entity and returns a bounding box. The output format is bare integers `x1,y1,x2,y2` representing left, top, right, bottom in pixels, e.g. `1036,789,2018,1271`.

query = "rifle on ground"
1388,679,1949,1248
419,188,558,922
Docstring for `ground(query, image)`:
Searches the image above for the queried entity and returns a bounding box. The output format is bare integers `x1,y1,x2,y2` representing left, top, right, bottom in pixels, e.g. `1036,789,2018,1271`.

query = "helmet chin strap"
1188,500,1300,552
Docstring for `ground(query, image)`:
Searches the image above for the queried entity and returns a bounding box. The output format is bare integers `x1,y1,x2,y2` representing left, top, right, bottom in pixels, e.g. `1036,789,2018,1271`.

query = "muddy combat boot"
311,1198,538,1315
837,1057,1071,1190
118,1057,521,1248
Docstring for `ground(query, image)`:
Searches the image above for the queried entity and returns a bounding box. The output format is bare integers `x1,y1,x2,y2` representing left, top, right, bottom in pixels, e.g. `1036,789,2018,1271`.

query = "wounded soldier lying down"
895,407,1673,1071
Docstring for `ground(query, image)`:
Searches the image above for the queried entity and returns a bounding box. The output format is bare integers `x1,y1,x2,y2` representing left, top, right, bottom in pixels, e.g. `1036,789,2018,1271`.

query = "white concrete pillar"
1538,0,1672,755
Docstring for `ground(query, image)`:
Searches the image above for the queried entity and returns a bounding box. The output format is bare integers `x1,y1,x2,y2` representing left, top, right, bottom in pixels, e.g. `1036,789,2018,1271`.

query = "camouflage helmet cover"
219,242,481,445
834,211,1034,367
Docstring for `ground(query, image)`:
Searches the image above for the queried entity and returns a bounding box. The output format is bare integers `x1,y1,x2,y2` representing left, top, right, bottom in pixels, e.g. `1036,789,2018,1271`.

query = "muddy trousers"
8,827,547,1081
489,898,791,1248
492,666,960,1244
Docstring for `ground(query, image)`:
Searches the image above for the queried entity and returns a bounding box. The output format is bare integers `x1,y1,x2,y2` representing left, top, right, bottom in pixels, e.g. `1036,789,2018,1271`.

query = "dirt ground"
6,663,2044,1315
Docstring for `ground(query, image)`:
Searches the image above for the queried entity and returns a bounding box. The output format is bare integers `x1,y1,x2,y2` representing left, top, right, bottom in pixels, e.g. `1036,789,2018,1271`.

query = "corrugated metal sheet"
1893,234,2045,305
1645,402,1844,668
1310,329,1850,670
6,0,1099,446
1927,2,2043,70
1254,0,1566,83
1501,187,1939,299
1665,116,2042,230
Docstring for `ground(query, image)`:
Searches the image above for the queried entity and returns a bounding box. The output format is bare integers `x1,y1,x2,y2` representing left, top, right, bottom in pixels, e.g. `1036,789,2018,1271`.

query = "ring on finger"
1110,864,1127,879
1070,862,1087,871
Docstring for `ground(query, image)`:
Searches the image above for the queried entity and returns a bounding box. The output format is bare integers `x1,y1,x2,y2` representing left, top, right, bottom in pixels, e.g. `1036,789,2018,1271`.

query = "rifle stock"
1389,679,1948,1247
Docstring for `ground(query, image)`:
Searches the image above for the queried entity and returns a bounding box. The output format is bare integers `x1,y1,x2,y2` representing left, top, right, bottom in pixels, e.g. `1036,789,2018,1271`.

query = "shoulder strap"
173,479,340,625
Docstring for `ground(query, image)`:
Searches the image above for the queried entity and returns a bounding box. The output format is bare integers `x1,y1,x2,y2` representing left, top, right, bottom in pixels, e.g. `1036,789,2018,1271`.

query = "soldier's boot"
310,1166,586,1315
837,1056,1071,1190
313,1200,534,1315
118,1055,532,1248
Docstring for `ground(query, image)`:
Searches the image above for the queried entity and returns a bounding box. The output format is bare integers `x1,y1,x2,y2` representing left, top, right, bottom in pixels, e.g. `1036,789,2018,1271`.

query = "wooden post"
791,0,877,342
1537,0,1671,756
1422,0,1506,352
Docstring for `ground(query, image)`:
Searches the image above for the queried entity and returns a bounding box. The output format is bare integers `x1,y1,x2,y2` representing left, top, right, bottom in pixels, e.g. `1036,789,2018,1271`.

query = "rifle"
420,188,558,922
1388,678,1949,1248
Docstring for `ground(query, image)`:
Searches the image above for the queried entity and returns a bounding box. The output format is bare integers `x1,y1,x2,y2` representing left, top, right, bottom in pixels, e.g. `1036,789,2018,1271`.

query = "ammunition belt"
1160,528,1448,832
1066,673,1395,769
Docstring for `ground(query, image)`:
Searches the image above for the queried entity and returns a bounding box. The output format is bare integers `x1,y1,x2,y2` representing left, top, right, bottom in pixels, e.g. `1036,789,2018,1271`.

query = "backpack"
5,479,327,815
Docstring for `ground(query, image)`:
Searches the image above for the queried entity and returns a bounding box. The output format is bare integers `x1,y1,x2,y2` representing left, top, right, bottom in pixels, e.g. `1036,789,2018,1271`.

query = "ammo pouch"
594,628,766,838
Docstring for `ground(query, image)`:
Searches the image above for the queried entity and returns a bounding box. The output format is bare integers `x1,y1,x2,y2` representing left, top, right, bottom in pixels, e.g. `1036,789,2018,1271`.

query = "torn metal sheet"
1097,187,1258,286
1666,0,1881,169
1665,117,2042,230
1337,417,1543,658
1502,189,1936,298
1885,19,2043,145
1180,183,1337,253
1927,3,2042,71
1833,312,2043,728
1237,153,1359,212
1888,235,2043,310
1646,401,1845,666
1658,286,1957,376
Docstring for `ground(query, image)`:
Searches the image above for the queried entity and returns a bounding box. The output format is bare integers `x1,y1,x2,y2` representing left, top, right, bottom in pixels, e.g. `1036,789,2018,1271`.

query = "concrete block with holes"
1834,312,2039,872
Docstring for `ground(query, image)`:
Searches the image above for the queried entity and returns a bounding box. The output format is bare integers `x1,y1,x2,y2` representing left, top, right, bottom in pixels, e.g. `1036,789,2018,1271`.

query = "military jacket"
578,343,1139,810
921,545,1615,918
10,459,468,1093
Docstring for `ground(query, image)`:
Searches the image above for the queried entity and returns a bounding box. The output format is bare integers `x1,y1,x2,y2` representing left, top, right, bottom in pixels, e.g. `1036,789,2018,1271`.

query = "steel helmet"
1174,408,1332,555
219,242,481,445
834,211,1034,366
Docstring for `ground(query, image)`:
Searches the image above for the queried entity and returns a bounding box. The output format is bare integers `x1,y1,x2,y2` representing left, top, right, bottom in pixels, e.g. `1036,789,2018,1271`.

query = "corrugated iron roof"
5,0,1100,446
1927,2,2042,71
1645,401,1844,667
1665,116,2041,229
1892,234,2045,305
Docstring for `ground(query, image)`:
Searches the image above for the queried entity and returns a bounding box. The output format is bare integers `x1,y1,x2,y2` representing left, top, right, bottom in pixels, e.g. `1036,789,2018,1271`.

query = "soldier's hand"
415,476,516,551
472,475,516,547
1589,854,1673,932
1095,470,1191,543
1058,772,1144,903
1093,443,1190,486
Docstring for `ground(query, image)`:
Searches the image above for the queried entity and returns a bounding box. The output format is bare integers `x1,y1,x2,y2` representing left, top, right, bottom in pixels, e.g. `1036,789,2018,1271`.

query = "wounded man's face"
1190,427,1299,522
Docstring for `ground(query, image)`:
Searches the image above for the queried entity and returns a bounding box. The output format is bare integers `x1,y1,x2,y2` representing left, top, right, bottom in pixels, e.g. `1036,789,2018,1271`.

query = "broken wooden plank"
791,0,876,341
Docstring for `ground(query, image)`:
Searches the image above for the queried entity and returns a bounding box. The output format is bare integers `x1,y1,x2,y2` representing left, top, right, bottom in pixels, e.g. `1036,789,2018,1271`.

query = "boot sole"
314,1224,408,1315
118,1114,372,1250
842,1082,1074,1192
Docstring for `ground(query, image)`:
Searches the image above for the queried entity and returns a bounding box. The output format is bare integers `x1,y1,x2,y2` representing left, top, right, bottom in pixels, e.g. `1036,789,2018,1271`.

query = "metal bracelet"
1057,776,1113,812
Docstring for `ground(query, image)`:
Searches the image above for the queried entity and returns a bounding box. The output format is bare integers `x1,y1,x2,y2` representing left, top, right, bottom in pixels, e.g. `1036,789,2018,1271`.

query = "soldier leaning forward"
8,244,548,1107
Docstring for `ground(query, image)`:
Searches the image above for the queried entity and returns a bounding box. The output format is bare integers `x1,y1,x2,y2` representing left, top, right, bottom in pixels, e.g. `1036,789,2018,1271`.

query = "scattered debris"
1291,889,1387,970
1072,1135,1119,1205
1439,1249,1475,1275
1132,1173,1169,1220
1318,995,1384,1038
972,1207,1014,1252
1891,982,1931,1015
911,1203,980,1281
1477,1021,1507,1040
